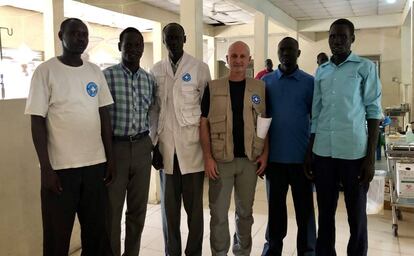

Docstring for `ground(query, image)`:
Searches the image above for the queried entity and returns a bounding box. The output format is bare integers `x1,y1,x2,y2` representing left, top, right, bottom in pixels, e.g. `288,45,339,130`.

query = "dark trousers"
41,163,109,256
107,136,153,256
159,155,204,256
262,163,316,256
313,155,369,256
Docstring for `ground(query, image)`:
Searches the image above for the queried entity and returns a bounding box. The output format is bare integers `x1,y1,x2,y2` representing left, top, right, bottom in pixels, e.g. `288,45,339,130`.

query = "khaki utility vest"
208,77,266,162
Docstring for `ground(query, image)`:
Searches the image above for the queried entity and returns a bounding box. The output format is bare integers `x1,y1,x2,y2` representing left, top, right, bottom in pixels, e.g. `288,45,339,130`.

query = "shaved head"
226,41,251,78
228,41,250,56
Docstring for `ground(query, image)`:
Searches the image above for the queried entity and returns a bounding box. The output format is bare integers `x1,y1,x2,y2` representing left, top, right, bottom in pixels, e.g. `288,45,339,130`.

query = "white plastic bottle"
406,126,414,143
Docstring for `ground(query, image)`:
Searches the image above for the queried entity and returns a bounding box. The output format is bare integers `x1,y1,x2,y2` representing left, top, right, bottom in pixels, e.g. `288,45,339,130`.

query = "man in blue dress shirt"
261,37,316,256
305,19,382,256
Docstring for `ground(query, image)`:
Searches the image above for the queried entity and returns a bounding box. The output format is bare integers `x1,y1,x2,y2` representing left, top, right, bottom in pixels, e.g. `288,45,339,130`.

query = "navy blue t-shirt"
263,67,314,164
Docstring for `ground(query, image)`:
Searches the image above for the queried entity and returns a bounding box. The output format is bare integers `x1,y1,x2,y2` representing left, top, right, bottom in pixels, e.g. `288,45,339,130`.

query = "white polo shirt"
25,57,113,170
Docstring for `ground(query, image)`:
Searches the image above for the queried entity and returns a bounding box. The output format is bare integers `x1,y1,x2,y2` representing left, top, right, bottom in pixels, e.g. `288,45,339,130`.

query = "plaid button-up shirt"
104,63,156,136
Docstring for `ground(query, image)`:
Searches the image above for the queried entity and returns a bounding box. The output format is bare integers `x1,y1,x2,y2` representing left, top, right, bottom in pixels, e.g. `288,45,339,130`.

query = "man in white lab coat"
150,23,211,256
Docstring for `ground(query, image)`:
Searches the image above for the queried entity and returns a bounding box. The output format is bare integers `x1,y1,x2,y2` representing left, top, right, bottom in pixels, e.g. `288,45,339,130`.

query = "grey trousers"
160,155,204,256
209,158,258,256
107,135,153,256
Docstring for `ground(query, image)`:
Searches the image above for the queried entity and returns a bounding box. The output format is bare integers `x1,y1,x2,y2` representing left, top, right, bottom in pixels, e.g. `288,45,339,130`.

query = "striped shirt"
103,63,156,136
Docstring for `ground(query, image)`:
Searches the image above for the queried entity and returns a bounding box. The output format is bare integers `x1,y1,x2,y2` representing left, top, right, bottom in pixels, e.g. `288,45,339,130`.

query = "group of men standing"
25,16,382,256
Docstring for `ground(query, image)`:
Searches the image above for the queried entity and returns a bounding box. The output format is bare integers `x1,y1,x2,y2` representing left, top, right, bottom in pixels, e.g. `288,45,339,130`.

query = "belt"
113,131,149,142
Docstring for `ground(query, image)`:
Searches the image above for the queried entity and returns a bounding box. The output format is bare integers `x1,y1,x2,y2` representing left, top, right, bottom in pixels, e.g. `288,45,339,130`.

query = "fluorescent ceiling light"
386,0,397,3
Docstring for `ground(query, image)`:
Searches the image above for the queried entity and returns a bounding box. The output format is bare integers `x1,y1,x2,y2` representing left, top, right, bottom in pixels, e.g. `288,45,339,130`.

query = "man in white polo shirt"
25,18,114,255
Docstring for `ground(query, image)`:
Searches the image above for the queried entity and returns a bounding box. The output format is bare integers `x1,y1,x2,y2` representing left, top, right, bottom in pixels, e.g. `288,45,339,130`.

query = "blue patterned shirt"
312,53,383,160
104,63,156,136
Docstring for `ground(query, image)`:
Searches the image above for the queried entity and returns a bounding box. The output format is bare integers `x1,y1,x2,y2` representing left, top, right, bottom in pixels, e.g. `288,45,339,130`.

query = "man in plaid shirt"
103,27,156,256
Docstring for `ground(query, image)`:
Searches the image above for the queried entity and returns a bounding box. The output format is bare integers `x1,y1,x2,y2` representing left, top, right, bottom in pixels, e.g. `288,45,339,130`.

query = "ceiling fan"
210,2,242,16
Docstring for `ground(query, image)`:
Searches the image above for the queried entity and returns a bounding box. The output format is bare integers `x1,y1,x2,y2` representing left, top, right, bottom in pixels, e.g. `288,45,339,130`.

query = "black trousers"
262,162,316,256
41,163,109,256
313,155,369,256
159,155,204,256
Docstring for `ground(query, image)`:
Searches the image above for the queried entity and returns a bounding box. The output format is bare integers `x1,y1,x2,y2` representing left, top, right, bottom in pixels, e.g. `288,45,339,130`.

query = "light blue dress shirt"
311,53,383,160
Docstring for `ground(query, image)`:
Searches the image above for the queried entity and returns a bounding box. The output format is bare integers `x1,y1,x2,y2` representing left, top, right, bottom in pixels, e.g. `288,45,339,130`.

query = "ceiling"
269,0,407,20
140,0,407,25
140,0,254,26
1,0,408,29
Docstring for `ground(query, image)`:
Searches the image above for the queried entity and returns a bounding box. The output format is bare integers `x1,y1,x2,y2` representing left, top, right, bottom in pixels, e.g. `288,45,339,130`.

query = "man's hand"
255,152,268,179
205,156,219,180
104,158,116,186
152,143,164,170
304,151,314,180
41,166,62,194
359,154,375,185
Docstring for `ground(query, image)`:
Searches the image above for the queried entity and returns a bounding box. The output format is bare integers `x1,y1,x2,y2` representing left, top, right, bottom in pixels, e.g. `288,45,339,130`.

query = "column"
180,0,203,60
152,21,168,64
254,12,268,77
205,35,216,79
43,0,64,59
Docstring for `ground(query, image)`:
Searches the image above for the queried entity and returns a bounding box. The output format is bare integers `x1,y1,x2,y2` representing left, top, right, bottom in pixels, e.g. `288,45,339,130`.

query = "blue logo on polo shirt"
86,82,98,97
252,94,261,104
182,73,192,82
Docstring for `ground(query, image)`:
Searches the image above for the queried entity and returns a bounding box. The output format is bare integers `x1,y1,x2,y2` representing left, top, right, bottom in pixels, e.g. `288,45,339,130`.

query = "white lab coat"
150,52,211,175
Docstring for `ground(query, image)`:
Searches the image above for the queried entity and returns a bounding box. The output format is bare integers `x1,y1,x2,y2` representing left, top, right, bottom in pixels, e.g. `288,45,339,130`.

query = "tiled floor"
71,159,414,256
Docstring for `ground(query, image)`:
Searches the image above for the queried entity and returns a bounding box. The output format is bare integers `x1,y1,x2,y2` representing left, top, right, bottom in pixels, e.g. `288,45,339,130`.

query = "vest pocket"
181,85,200,105
212,140,225,160
209,115,226,160
252,136,265,159
181,105,201,126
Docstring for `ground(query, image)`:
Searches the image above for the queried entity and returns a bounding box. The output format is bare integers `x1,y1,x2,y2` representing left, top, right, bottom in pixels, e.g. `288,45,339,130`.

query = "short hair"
119,27,143,43
330,18,355,35
60,18,85,33
279,37,299,48
162,23,185,36
317,52,328,58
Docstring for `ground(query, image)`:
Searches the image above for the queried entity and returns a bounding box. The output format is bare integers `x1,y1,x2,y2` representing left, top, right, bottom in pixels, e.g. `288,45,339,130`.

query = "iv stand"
0,27,14,100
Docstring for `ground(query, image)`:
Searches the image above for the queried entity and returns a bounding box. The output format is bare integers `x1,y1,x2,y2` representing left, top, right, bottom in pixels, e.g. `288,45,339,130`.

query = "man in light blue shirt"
305,19,382,256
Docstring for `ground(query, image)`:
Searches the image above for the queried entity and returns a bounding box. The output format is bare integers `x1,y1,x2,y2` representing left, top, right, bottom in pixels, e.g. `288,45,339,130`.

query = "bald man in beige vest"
200,41,269,256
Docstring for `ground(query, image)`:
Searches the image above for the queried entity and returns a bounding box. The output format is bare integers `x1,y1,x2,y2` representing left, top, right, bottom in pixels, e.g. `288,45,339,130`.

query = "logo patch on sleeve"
182,73,192,82
86,82,98,97
251,94,261,104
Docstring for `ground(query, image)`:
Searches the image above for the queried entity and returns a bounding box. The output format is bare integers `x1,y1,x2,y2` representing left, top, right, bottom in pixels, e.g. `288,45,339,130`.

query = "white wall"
215,27,402,108
0,99,82,255
299,28,401,108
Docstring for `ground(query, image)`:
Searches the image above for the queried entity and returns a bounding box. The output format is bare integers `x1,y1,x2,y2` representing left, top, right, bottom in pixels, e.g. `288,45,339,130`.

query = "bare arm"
31,115,62,193
200,117,219,179
99,106,115,185
200,117,212,159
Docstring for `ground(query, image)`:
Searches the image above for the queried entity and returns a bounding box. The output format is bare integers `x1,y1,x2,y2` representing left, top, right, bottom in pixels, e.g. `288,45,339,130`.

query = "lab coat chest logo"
182,73,192,82
251,94,261,104
86,82,98,97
